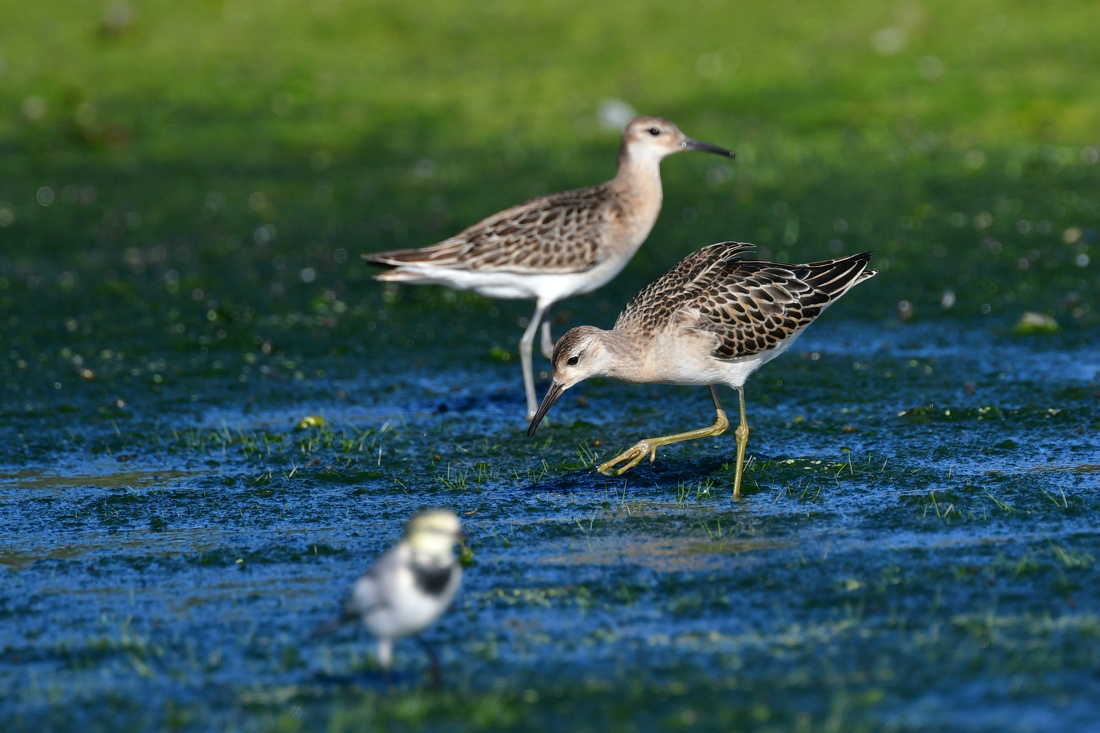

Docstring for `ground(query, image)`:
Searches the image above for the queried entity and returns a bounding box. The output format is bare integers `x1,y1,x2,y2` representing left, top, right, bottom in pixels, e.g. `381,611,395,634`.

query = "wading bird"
528,242,876,499
313,509,465,684
364,116,734,421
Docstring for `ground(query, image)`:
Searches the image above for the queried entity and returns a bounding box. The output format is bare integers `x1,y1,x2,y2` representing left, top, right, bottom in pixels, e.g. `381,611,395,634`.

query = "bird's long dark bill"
527,382,565,437
682,138,735,158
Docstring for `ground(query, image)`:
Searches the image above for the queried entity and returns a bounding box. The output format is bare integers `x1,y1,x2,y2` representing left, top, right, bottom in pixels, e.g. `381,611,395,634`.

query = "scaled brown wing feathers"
364,185,622,275
615,242,875,360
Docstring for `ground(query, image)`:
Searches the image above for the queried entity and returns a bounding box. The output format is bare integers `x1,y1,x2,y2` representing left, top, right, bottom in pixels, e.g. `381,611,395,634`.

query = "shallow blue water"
1,314,1098,731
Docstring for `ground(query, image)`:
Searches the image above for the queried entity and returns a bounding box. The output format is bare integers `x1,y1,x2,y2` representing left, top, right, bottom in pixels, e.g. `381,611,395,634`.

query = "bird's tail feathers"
803,252,875,299
854,268,877,285
361,248,426,266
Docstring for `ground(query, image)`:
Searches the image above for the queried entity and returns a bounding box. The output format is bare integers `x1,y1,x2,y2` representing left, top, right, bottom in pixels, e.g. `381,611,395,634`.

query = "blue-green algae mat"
2,291,1098,732
2,1,1099,731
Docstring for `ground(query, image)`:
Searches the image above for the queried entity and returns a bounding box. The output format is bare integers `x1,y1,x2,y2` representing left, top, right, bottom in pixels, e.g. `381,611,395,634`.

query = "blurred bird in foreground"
364,115,734,422
528,242,876,499
313,509,465,684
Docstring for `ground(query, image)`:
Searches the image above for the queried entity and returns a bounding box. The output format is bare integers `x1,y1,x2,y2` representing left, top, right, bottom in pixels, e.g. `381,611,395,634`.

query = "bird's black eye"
647,127,661,136
567,355,579,366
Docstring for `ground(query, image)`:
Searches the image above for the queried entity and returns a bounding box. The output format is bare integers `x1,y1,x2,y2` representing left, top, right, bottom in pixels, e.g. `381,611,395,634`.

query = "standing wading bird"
363,116,734,422
527,242,876,499
312,509,465,685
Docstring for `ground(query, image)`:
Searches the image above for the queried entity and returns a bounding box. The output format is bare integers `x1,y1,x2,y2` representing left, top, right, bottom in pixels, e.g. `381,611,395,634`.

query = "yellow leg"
597,386,730,476
731,385,749,501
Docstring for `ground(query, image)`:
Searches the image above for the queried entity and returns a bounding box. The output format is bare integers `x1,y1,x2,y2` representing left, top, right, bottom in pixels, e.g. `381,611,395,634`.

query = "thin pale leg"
378,638,394,686
731,385,749,500
519,304,548,421
598,385,729,476
539,318,554,360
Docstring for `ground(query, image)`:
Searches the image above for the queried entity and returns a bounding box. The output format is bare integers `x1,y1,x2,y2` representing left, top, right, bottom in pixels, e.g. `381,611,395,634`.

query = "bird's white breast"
634,324,809,388
356,548,460,640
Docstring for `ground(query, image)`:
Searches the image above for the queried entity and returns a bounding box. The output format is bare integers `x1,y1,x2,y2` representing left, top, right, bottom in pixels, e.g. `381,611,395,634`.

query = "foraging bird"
363,116,734,422
527,242,876,499
313,509,465,682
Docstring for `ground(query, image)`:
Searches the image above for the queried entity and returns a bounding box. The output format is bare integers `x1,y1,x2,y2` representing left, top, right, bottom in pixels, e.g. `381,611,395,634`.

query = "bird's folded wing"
364,186,621,274
615,242,872,360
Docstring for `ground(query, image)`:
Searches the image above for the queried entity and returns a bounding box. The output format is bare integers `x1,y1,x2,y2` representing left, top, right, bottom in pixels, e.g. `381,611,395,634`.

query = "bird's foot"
596,440,658,475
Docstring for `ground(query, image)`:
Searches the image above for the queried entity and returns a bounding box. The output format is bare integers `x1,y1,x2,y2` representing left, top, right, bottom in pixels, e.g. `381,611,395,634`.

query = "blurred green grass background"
1,0,1098,333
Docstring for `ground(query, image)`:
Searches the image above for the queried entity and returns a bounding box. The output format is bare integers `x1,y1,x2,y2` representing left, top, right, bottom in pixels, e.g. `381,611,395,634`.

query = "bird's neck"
595,329,654,384
610,144,664,222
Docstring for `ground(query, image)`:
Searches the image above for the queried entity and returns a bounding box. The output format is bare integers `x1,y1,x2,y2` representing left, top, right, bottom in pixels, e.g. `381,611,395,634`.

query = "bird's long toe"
597,440,657,475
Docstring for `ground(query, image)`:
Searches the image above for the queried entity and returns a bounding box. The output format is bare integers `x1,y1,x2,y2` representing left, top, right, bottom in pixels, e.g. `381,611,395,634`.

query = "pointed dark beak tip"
683,138,736,158
527,409,547,437
527,383,564,437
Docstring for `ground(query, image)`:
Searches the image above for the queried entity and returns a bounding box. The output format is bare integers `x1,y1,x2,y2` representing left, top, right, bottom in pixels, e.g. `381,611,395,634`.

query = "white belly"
639,325,808,388
377,252,636,306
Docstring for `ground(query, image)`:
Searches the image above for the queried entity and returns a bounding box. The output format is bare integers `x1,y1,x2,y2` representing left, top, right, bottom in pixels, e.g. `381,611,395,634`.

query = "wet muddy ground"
2,282,1097,731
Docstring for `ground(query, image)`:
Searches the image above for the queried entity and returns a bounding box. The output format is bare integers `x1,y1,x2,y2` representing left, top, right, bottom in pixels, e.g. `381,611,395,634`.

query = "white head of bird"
404,509,465,558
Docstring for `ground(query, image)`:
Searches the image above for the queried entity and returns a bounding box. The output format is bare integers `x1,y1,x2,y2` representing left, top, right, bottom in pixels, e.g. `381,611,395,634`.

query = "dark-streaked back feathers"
363,184,623,274
615,242,876,360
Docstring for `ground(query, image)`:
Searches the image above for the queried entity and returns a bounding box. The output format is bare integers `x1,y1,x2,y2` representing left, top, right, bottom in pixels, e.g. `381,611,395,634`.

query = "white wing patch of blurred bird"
314,509,464,679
